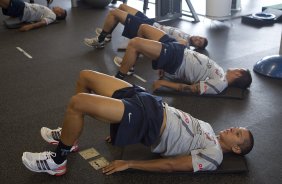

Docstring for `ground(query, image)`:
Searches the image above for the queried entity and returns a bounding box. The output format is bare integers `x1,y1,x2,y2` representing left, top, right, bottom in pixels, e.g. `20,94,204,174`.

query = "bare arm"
102,155,193,175
19,20,47,32
153,80,200,94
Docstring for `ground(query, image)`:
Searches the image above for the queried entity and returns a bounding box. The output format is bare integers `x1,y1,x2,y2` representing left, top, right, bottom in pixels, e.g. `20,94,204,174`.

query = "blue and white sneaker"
113,56,135,75
22,151,67,176
40,127,79,152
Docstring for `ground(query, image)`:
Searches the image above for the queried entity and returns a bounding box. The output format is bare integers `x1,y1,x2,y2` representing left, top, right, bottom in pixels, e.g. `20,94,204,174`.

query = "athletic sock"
98,31,109,42
115,71,126,80
52,141,72,164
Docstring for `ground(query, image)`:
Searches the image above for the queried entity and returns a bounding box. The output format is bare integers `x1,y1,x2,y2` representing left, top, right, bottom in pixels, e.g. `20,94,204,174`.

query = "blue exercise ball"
253,55,282,78
83,0,112,8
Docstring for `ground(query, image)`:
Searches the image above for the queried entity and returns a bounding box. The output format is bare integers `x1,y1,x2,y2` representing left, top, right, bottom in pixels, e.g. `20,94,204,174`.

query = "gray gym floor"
0,0,281,183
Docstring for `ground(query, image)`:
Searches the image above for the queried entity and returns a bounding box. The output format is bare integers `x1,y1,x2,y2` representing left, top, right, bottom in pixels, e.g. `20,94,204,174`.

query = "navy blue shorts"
122,11,155,39
2,0,25,19
152,42,186,74
110,85,164,147
158,34,177,43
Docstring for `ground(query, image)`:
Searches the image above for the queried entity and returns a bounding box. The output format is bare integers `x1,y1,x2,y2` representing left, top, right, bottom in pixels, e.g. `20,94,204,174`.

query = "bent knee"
109,9,118,17
128,37,143,48
79,70,96,79
78,70,95,83
110,8,124,18
118,4,128,11
139,24,150,32
138,24,145,34
68,93,88,112
79,70,89,79
110,8,128,23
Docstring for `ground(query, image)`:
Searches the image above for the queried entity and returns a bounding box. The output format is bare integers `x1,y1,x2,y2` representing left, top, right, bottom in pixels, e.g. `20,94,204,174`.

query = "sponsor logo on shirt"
176,109,190,124
198,163,203,170
204,84,208,93
215,69,223,78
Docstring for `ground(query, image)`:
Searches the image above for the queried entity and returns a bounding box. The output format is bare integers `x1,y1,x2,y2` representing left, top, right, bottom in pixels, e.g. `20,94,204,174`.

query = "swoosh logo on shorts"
128,113,132,123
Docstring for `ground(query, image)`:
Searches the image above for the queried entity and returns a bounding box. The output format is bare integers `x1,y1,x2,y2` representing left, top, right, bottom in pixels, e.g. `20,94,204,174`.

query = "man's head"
218,127,254,155
189,36,208,49
52,7,67,20
226,68,252,89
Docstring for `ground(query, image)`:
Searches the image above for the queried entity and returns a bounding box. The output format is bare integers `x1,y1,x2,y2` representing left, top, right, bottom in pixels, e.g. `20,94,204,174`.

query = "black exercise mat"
154,86,245,99
122,144,248,174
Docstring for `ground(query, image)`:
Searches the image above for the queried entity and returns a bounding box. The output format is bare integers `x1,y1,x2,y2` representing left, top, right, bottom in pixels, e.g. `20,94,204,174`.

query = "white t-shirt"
151,104,223,172
153,22,191,47
172,48,228,94
21,3,56,25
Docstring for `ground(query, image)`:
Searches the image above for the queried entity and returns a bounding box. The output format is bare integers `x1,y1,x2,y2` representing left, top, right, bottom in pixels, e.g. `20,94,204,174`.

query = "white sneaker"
113,56,123,67
114,56,135,75
40,127,79,152
95,28,112,42
84,37,105,49
22,151,67,176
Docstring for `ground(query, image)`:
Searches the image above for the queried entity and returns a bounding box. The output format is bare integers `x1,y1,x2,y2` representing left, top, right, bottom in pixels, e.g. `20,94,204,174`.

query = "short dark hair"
201,38,208,49
190,37,208,50
56,9,67,20
239,130,254,155
230,69,252,89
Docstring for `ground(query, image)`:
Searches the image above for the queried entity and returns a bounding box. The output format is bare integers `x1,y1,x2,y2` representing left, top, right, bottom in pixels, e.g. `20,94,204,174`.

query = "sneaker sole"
113,56,122,67
22,153,66,176
83,41,105,49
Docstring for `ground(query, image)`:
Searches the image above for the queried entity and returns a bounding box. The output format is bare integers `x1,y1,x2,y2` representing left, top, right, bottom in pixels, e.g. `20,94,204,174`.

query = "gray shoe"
84,37,105,49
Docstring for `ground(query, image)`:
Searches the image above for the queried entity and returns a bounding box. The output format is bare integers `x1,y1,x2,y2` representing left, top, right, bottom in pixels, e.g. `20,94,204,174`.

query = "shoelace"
87,37,99,44
40,151,56,161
